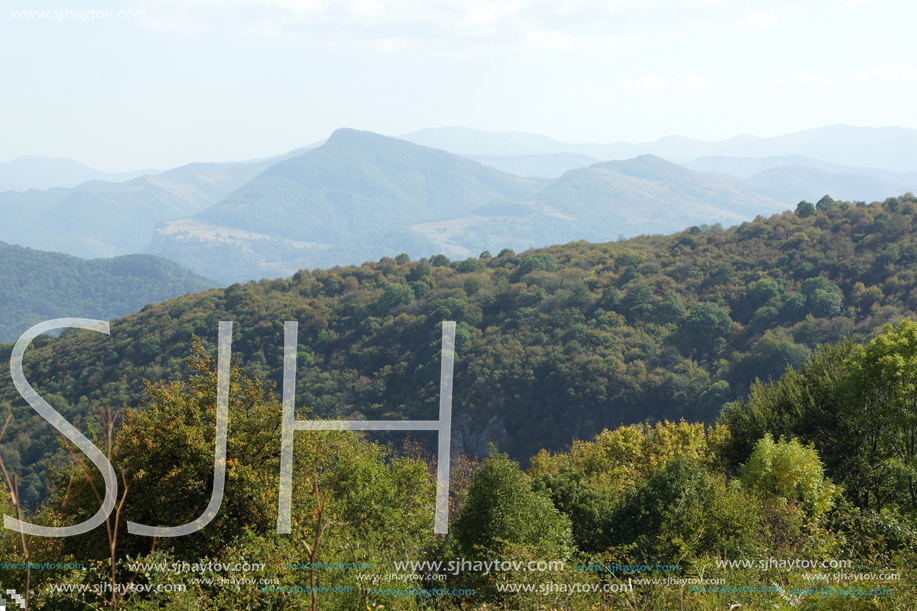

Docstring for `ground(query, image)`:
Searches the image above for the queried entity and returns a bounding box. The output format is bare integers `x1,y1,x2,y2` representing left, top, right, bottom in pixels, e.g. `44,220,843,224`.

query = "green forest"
0,242,219,344
1,194,917,608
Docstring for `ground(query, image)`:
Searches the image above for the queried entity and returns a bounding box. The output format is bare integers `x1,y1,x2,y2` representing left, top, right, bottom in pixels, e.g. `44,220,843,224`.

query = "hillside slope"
0,157,279,259
152,139,786,282
4,194,917,501
0,156,154,192
195,128,545,242
531,155,786,238
0,242,219,343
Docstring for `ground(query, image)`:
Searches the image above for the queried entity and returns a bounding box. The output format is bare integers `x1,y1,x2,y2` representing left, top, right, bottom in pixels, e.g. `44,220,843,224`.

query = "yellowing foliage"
529,419,729,496
740,434,839,519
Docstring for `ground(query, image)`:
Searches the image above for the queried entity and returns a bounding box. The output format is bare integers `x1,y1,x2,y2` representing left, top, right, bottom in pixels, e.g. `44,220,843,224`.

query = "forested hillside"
3,194,917,609
0,242,219,343
2,193,916,509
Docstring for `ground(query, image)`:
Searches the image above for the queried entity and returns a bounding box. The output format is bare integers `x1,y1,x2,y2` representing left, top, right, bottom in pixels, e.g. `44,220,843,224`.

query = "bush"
740,434,838,519
531,467,615,553
610,457,762,563
452,451,573,559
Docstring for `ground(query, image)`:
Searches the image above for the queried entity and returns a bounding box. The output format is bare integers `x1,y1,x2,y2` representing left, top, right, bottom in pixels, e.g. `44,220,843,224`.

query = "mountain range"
0,151,307,258
402,124,917,171
7,124,917,191
148,129,792,281
2,125,916,284
0,156,157,192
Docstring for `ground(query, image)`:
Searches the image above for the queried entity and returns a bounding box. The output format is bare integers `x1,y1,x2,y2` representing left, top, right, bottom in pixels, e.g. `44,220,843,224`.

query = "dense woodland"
1,194,917,608
0,242,219,344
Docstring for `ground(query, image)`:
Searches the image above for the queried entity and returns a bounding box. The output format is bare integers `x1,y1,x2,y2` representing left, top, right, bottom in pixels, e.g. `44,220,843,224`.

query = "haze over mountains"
8,124,917,190
463,153,601,178
148,129,793,281
0,156,157,192
2,125,916,284
0,153,303,258
402,124,917,172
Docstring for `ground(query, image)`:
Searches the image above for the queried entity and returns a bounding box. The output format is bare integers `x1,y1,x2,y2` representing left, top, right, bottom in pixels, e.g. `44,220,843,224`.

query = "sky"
1,0,915,171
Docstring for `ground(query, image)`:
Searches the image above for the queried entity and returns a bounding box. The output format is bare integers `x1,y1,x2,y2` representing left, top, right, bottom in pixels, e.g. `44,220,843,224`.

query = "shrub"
610,457,762,563
452,451,573,559
740,434,838,519
532,467,615,553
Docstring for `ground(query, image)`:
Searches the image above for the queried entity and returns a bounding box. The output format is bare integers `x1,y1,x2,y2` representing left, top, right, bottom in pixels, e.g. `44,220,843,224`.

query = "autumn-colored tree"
740,434,839,519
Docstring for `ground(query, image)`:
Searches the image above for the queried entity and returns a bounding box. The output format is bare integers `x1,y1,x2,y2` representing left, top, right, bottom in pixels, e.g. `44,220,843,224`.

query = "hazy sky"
2,0,915,171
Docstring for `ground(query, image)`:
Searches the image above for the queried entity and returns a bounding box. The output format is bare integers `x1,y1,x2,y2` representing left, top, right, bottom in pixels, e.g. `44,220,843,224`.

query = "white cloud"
136,0,806,50
736,5,800,30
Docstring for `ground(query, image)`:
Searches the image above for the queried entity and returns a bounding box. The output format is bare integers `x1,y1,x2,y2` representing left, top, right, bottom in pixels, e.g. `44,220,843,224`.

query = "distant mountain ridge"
0,156,157,192
401,125,917,171
147,129,548,280
0,145,317,194
6,124,914,194
149,132,787,281
4,125,917,284
196,128,545,243
0,154,286,258
0,241,219,343
684,154,917,181
530,155,785,238
741,165,917,206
